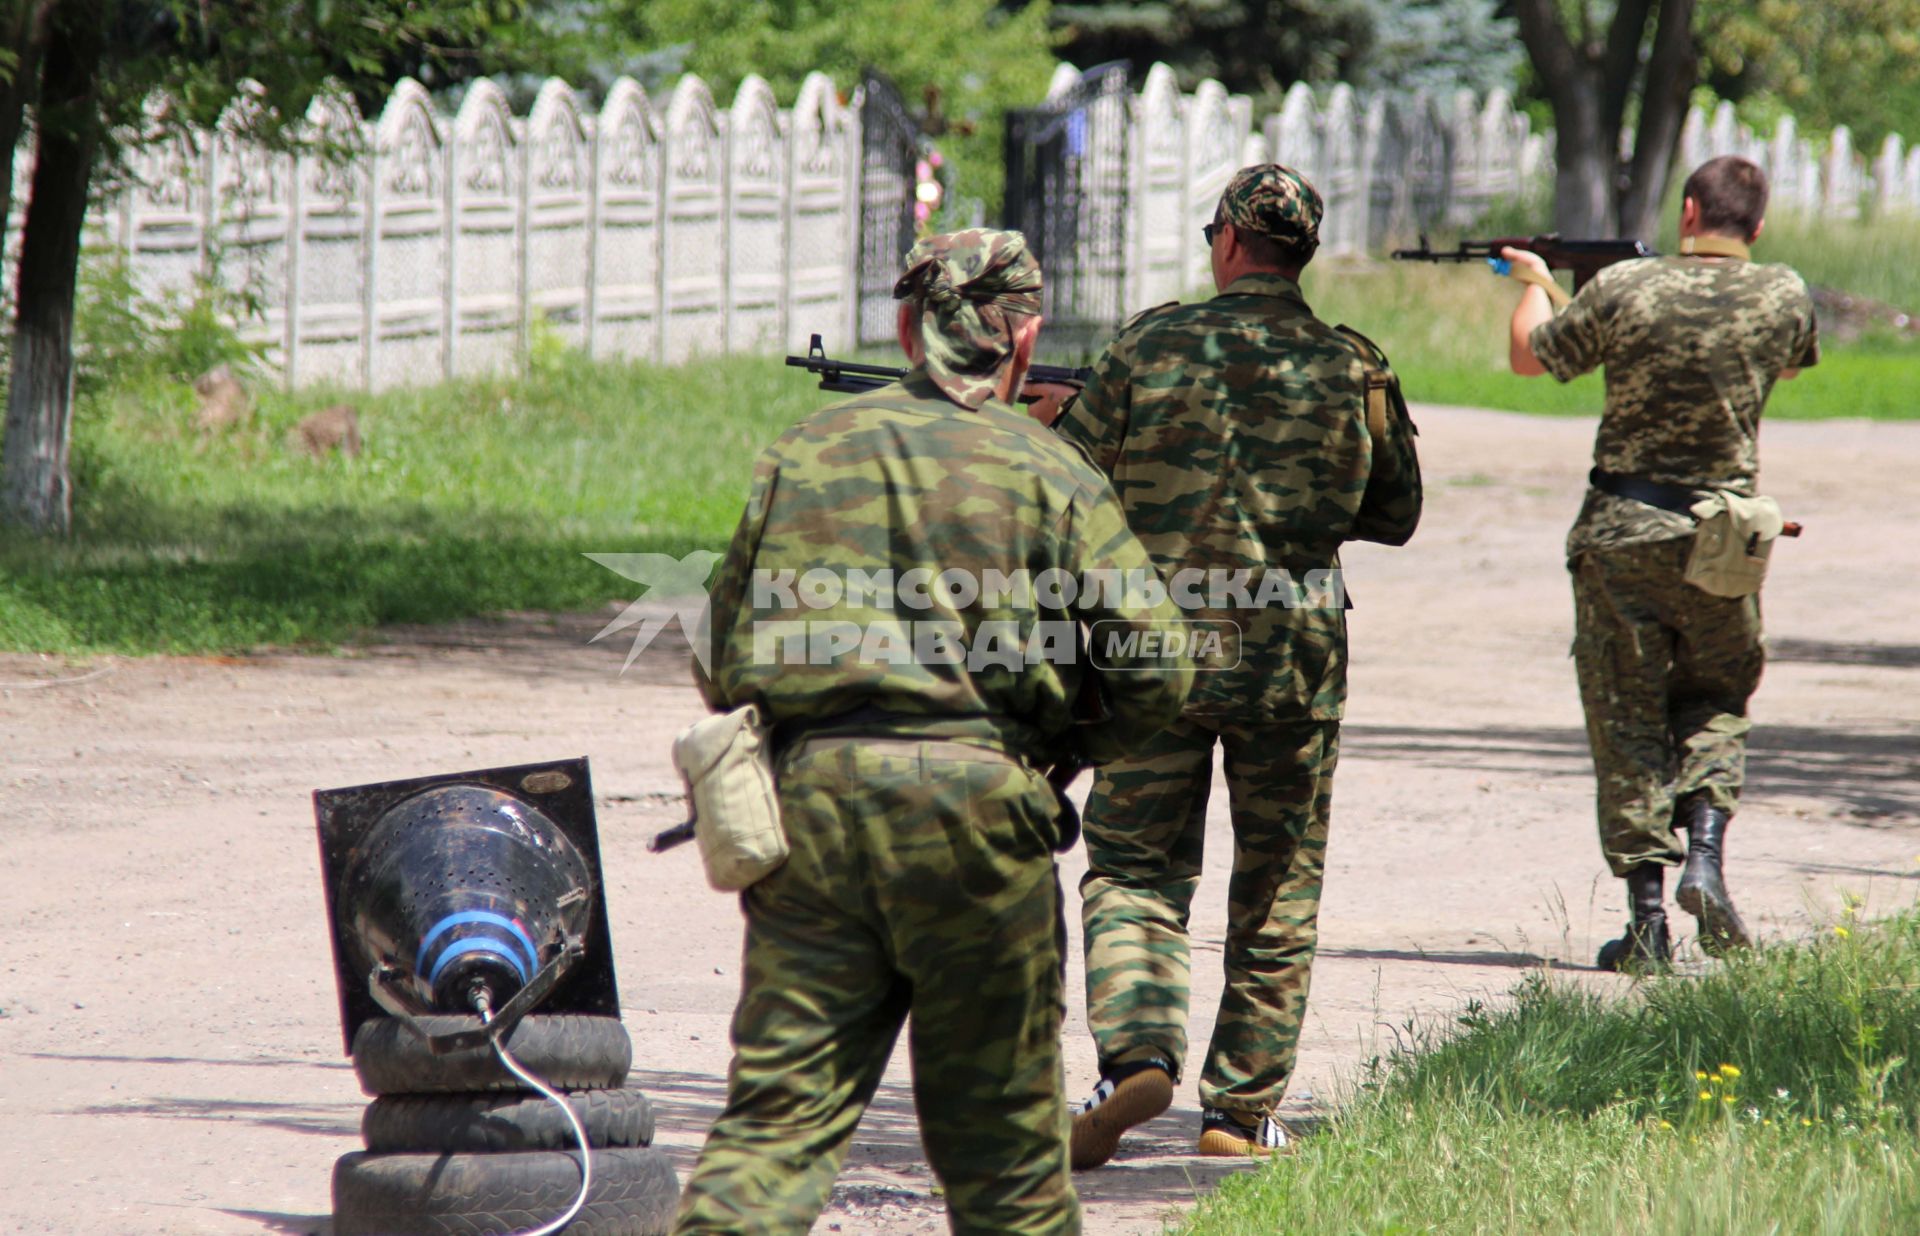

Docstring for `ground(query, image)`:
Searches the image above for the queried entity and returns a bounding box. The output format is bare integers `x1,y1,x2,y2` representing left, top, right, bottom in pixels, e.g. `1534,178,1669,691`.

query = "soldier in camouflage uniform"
672,230,1192,1236
1504,155,1819,970
1042,165,1423,1162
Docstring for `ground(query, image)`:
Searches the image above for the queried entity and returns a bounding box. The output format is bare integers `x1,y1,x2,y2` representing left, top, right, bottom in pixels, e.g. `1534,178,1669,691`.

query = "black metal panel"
314,757,620,1055
857,70,922,348
1002,62,1131,364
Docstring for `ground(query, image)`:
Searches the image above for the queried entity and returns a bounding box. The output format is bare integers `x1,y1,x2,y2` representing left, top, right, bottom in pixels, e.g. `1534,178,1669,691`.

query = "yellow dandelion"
1695,1071,1709,1081
1802,1118,1814,1126
1699,1091,1713,1101
1835,926,1851,939
1659,1120,1673,1130
1720,1064,1741,1078
1709,1075,1724,1086
1723,1095,1736,1104
1764,1119,1773,1126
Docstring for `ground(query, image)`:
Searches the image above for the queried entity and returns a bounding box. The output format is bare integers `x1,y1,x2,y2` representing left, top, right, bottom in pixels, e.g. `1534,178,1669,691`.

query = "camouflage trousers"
1570,540,1765,877
1078,716,1338,1120
673,738,1080,1236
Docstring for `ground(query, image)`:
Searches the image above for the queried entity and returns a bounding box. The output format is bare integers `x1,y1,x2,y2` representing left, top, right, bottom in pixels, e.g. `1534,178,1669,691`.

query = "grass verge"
0,355,819,653
1184,905,1920,1235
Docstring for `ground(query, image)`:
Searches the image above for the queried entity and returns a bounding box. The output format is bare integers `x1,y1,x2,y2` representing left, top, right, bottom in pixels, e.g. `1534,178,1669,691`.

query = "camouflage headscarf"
892,228,1044,409
1218,164,1323,258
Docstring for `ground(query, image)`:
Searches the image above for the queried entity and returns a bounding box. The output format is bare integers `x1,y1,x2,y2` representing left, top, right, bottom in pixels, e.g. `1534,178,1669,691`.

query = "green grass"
1683,208,1920,315
1301,262,1920,419
0,355,819,653
1184,907,1920,1235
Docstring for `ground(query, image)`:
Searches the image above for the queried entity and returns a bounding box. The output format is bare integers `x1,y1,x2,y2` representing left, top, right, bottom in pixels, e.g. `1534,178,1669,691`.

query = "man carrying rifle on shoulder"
1030,165,1423,1164
674,228,1191,1235
1501,156,1819,971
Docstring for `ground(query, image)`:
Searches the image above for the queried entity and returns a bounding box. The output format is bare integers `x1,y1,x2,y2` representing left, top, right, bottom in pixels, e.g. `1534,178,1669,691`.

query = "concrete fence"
55,66,1916,389
89,72,860,390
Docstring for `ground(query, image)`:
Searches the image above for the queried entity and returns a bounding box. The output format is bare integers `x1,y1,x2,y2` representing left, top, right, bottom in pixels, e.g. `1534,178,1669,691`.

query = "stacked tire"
332,1014,679,1235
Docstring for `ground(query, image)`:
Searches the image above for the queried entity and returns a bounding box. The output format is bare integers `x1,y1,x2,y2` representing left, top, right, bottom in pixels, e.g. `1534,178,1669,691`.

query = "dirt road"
4,407,1917,1235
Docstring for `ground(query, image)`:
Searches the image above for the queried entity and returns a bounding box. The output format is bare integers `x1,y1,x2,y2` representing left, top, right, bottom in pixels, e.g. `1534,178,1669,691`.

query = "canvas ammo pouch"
1685,491,1786,598
671,703,788,891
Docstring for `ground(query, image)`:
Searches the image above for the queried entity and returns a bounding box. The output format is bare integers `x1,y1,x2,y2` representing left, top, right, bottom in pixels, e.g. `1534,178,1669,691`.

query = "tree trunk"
1551,100,1616,236
0,1,54,253
1515,0,1617,236
1616,0,1700,242
0,7,100,536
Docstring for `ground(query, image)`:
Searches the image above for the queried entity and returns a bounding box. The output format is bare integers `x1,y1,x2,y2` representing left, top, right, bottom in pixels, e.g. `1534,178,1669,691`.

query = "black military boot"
1597,864,1671,972
1675,794,1753,956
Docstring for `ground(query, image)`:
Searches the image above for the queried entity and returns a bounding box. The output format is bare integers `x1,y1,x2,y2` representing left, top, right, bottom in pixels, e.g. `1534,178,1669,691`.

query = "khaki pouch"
671,703,788,891
1685,491,1785,598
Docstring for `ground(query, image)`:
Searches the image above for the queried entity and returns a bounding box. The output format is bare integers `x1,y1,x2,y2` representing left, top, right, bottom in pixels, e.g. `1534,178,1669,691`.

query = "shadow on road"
1345,721,1920,823
63,1095,358,1139
634,1065,1255,1224
1319,946,1547,969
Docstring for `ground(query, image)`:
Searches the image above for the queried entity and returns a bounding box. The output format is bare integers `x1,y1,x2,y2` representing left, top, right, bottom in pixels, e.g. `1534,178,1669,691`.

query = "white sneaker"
1197,1107,1288,1156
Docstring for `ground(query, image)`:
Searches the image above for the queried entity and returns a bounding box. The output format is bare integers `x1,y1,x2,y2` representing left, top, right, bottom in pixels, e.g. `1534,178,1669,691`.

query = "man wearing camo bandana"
673,229,1190,1235
1045,165,1424,1163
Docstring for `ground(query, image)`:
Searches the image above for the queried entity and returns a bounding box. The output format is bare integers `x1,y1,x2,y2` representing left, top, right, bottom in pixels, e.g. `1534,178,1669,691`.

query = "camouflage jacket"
1529,254,1819,558
1054,273,1423,723
696,368,1193,766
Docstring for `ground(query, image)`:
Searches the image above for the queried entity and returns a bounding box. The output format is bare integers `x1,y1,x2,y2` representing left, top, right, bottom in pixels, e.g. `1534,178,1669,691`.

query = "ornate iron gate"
1002,62,1131,362
856,70,921,348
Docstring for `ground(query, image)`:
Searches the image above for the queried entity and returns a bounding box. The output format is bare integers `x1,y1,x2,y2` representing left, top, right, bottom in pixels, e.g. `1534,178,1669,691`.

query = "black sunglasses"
1202,222,1222,246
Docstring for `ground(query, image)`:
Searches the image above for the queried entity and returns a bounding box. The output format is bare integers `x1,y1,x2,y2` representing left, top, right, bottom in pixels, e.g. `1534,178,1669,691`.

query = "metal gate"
1002,62,1131,362
856,70,921,348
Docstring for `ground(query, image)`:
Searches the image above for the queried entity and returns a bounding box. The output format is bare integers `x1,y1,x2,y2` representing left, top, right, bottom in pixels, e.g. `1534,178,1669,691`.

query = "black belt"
1589,469,1701,514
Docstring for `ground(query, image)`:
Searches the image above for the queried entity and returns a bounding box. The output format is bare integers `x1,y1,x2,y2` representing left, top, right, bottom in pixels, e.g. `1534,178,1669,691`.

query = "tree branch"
1513,0,1583,115
1598,0,1654,142
1619,0,1700,239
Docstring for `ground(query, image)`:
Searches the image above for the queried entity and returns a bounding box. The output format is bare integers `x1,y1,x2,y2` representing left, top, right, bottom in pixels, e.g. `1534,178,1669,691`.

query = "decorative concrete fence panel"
525,80,594,352
449,81,521,378
783,73,857,351
367,81,448,390
1129,64,1188,310
590,79,664,362
1183,83,1248,292
660,76,726,365
726,75,787,353
211,94,294,367
288,95,370,389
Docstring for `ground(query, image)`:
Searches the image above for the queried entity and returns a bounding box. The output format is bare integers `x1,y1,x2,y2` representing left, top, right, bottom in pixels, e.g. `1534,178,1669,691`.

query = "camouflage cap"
893,228,1043,409
1217,164,1322,255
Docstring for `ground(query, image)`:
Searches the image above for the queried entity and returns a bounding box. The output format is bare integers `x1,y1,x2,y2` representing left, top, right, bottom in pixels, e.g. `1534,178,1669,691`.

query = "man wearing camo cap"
1042,164,1423,1162
673,229,1190,1234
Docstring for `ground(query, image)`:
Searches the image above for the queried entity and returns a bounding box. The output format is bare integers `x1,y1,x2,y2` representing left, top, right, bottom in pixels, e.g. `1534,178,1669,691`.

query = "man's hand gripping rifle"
1392,234,1655,307
786,334,1092,404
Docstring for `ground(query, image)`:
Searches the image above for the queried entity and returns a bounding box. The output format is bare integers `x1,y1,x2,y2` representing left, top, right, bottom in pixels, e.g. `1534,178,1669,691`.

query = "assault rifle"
1392,234,1655,294
785,334,1092,402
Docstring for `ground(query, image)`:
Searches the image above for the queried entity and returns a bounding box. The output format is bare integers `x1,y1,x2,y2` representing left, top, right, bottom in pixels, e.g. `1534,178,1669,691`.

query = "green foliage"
1049,1,1375,101
614,0,1060,214
72,247,265,398
1184,907,1920,1235
1701,0,1920,151
1358,0,1523,98
80,2,537,162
